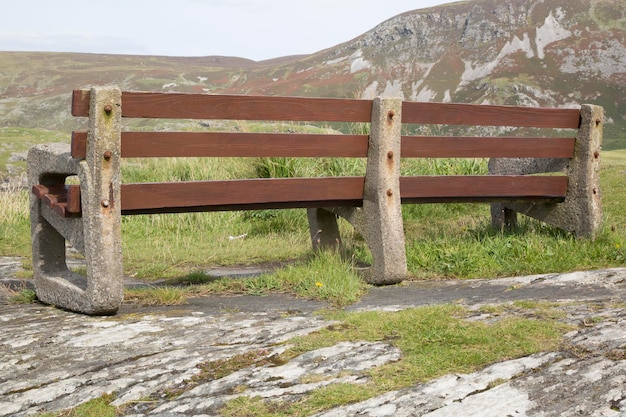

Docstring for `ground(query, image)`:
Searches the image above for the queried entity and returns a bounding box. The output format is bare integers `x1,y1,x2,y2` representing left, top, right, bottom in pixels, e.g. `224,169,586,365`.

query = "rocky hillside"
1,0,624,148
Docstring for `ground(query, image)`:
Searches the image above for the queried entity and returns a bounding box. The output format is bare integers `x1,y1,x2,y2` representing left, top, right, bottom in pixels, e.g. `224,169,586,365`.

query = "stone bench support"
28,87,123,314
490,104,603,238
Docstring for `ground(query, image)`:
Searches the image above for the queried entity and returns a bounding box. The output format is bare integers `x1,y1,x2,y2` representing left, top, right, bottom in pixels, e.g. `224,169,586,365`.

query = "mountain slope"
0,0,624,148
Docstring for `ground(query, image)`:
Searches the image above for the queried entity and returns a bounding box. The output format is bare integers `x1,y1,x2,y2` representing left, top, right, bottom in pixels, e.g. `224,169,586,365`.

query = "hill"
0,0,624,149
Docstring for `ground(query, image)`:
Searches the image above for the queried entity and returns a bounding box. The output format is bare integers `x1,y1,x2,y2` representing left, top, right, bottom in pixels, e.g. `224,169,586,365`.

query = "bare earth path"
1,260,625,416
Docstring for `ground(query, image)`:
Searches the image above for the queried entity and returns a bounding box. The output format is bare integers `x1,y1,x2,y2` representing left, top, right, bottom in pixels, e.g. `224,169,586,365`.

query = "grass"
9,288,38,304
219,304,572,416
405,212,625,279
124,250,368,307
37,394,118,417
0,183,30,256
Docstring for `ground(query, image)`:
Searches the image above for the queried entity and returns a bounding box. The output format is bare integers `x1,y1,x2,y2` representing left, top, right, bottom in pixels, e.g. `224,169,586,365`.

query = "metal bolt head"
386,189,393,197
103,151,112,160
104,104,113,114
101,199,110,208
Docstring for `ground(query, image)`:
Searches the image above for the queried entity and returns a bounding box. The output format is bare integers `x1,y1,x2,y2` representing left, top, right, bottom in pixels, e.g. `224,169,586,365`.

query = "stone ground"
1,258,625,417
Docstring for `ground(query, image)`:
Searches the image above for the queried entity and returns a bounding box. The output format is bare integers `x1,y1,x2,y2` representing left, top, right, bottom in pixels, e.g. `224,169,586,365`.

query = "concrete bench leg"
489,104,603,239
307,97,407,285
307,208,342,251
28,87,123,315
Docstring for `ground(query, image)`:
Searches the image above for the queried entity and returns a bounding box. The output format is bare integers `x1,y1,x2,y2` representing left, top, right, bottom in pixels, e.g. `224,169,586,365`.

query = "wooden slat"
32,184,82,217
399,175,568,203
120,177,365,214
47,200,70,218
72,90,373,122
73,89,581,128
121,132,368,158
71,131,87,158
119,175,566,214
402,102,581,128
32,184,59,199
70,131,368,159
72,132,576,159
71,89,90,117
401,136,576,158
66,185,81,214
42,191,66,207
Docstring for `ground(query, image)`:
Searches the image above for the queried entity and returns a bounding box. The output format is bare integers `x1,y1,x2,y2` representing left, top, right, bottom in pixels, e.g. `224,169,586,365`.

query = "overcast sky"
1,0,457,61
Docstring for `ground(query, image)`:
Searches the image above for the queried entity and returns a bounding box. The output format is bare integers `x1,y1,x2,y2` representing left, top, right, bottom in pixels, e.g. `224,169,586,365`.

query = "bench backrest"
68,89,582,215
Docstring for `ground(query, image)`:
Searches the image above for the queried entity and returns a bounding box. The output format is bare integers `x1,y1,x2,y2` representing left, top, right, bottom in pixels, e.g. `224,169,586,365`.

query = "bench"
28,86,603,314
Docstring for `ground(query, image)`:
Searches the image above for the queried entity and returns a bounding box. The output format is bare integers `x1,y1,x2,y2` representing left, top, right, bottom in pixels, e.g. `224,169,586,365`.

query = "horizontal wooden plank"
120,177,365,214
402,102,581,128
72,90,373,122
124,132,368,158
72,132,575,159
73,90,581,129
32,184,59,199
33,176,567,216
120,175,566,214
399,175,568,203
401,136,575,158
71,131,368,159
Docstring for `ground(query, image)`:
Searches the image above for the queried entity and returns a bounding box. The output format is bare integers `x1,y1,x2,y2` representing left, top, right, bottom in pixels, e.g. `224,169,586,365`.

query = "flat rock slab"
0,305,334,416
0,266,625,416
348,268,626,312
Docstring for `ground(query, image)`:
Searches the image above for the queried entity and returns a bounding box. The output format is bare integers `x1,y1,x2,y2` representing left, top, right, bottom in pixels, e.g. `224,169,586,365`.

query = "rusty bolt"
387,110,395,122
594,151,600,159
592,188,597,195
387,151,394,160
104,104,113,114
595,118,601,127
101,199,110,208
103,151,112,160
386,189,393,197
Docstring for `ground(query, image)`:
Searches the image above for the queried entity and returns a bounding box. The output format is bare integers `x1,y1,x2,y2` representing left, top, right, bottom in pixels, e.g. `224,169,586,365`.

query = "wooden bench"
28,86,603,314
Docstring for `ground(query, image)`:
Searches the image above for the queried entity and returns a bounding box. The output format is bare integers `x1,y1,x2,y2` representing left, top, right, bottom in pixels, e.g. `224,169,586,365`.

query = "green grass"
0,184,30,256
125,250,368,307
219,304,572,416
405,212,625,279
37,394,118,417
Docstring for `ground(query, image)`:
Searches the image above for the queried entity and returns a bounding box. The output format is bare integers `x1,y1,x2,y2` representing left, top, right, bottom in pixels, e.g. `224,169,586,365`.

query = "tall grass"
0,186,30,256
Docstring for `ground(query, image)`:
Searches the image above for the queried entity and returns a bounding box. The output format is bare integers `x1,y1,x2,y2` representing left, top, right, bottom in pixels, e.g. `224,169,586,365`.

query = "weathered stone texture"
1,266,625,416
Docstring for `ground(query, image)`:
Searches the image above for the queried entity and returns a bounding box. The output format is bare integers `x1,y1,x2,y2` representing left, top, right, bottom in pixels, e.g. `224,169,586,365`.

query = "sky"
1,0,457,61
